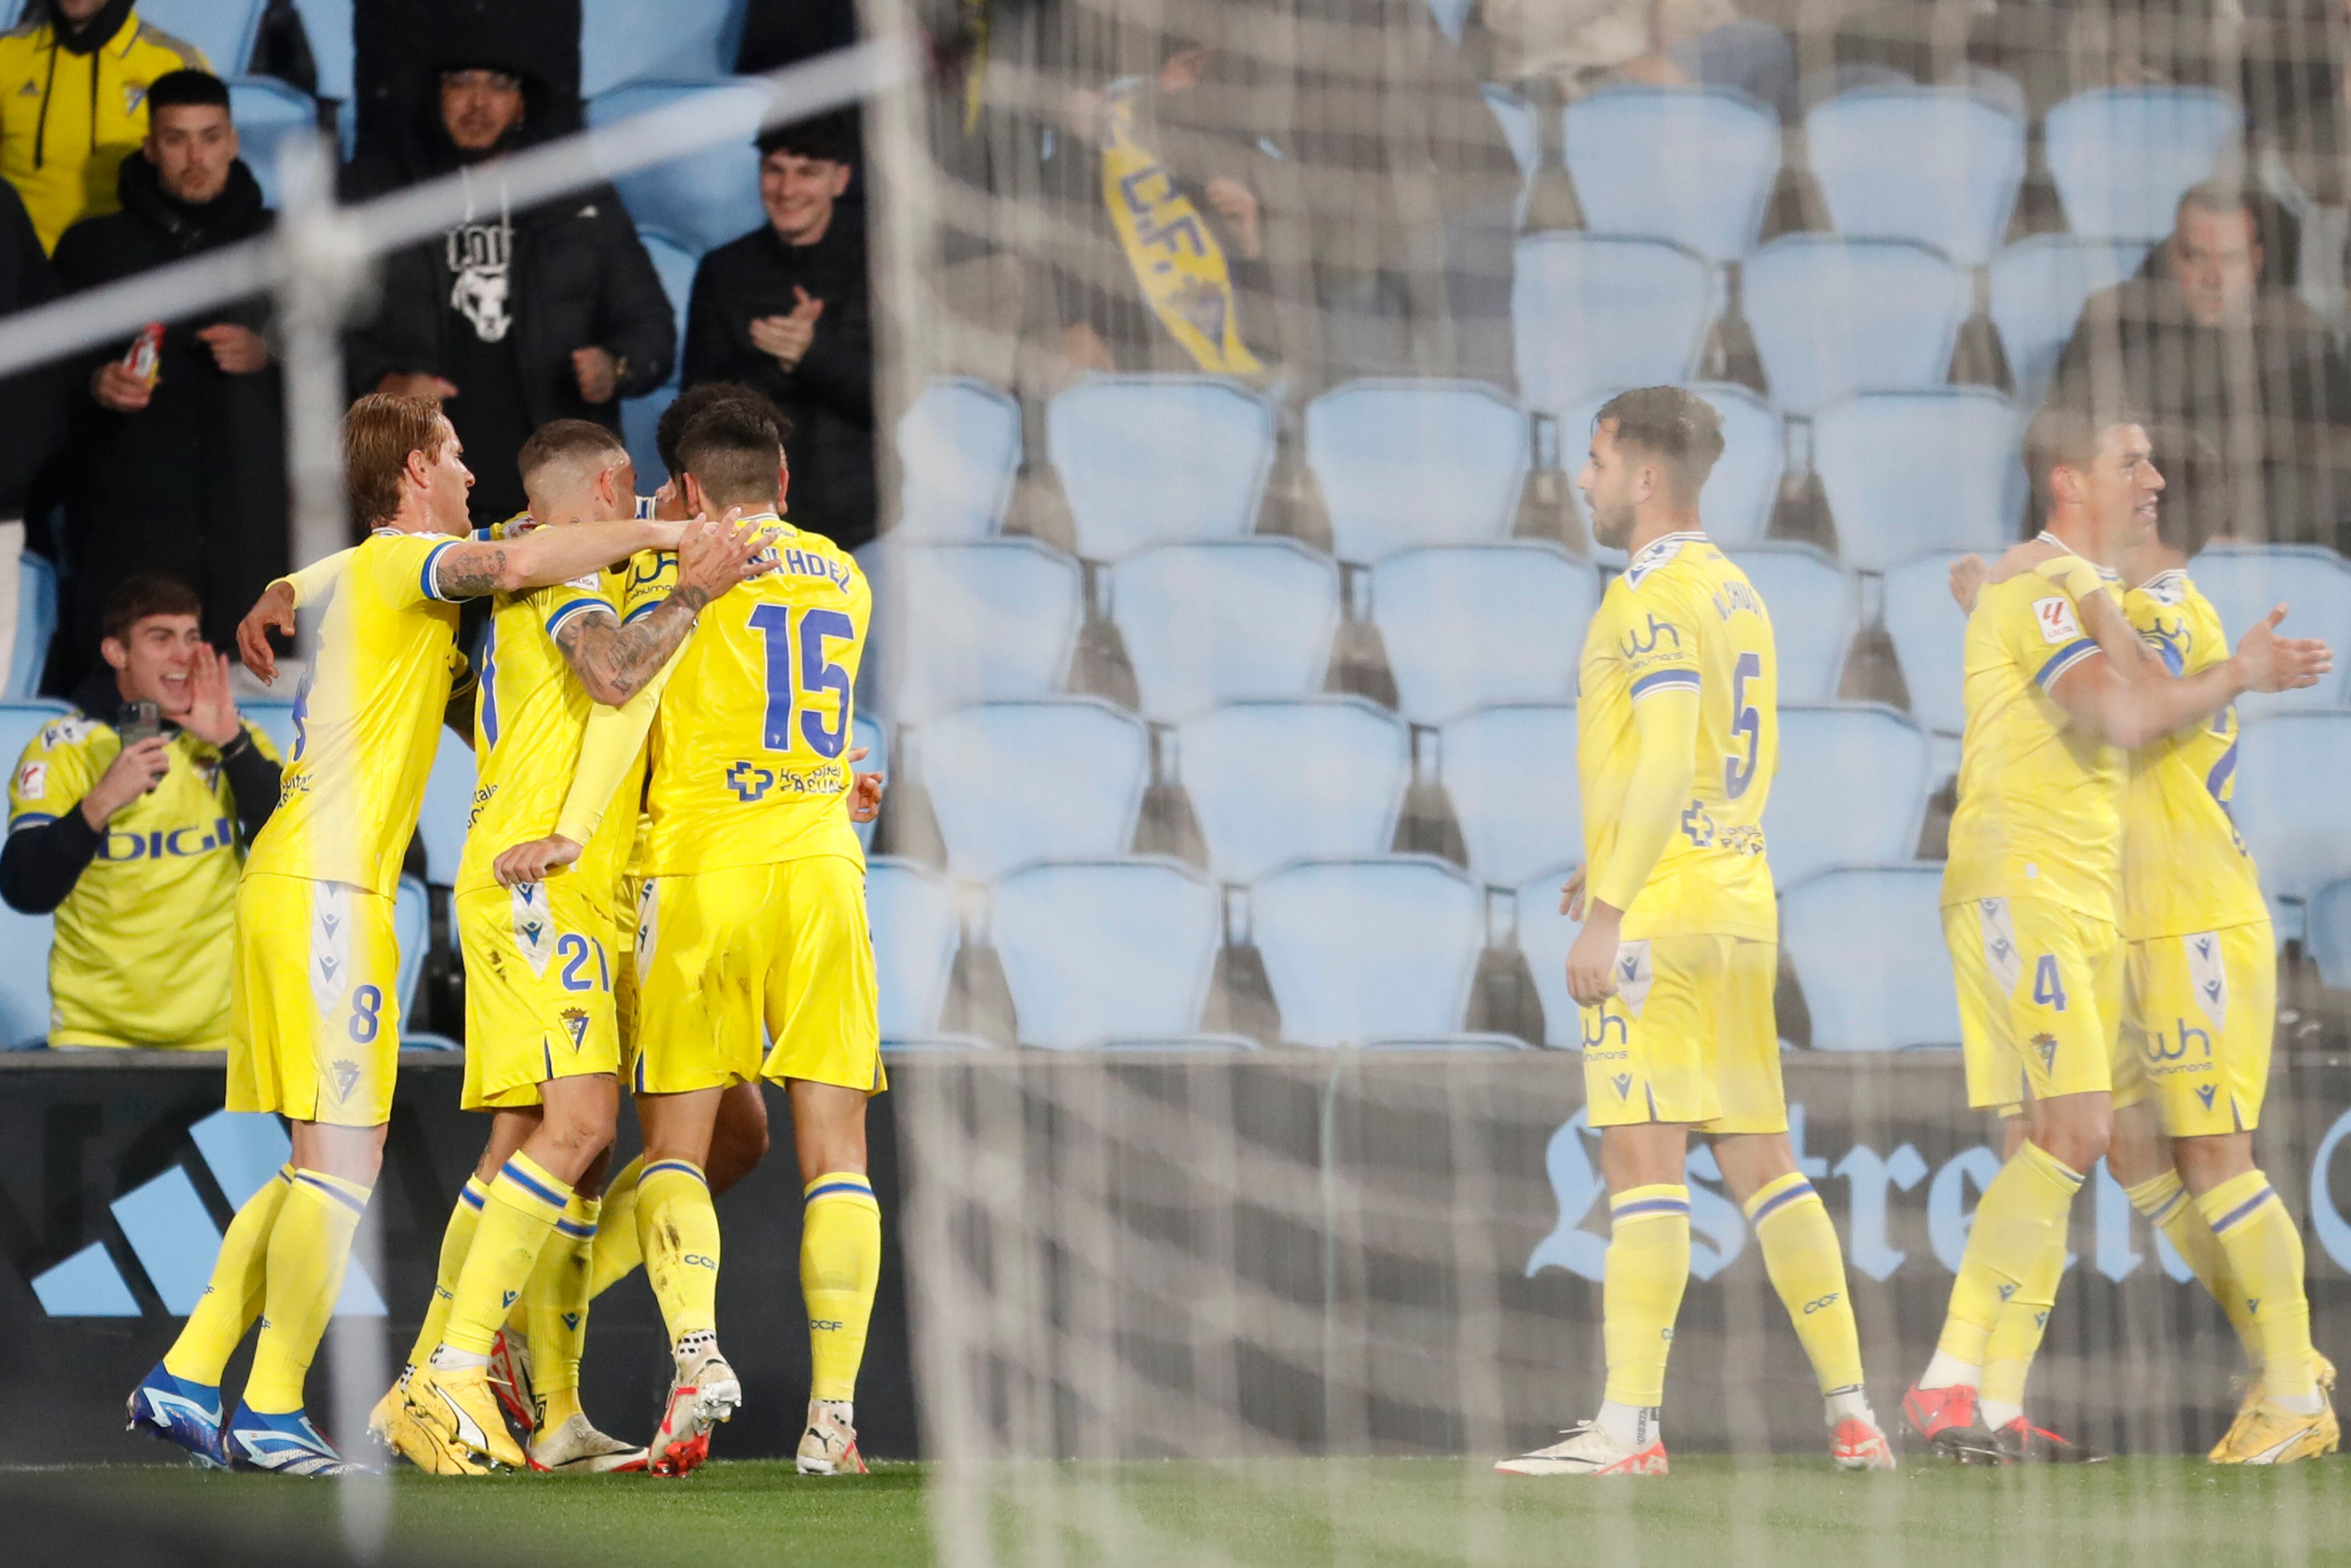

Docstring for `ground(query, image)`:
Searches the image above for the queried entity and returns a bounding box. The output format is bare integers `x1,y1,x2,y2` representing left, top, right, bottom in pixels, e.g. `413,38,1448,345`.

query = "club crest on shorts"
2186,930,2227,1028
558,1006,590,1052
328,1057,361,1104
511,883,556,978
1613,940,1654,1018
308,881,353,1016
1976,898,2022,996
2032,1032,2058,1072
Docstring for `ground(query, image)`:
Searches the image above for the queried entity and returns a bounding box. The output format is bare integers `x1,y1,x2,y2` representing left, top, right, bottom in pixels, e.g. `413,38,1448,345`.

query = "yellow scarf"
1098,81,1261,375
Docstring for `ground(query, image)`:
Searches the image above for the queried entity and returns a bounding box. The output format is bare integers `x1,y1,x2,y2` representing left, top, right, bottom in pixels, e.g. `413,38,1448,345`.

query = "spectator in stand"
682,113,876,552
1,574,282,1049
2048,181,2351,554
0,178,60,692
51,69,284,682
1481,0,1796,121
343,55,674,525
0,0,211,254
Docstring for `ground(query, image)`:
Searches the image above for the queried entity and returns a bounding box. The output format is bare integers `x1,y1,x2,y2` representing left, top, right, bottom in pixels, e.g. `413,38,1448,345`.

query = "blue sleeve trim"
622,600,662,625
1628,668,1701,701
8,812,56,831
419,539,462,602
2034,638,2101,690
543,596,614,639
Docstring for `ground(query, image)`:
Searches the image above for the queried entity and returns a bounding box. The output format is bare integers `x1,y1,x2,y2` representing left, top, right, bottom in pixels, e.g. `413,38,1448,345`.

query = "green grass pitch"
27,1457,2351,1567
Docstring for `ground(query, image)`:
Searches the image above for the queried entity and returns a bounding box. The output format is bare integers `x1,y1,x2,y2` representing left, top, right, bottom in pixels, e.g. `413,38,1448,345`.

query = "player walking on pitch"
1498,388,1893,1478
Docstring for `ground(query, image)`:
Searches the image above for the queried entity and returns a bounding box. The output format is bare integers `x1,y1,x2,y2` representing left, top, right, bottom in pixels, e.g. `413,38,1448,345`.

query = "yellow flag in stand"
1098,81,1263,376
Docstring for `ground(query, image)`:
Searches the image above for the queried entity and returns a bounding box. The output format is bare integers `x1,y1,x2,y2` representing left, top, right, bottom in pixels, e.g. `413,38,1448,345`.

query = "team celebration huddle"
120,384,885,1479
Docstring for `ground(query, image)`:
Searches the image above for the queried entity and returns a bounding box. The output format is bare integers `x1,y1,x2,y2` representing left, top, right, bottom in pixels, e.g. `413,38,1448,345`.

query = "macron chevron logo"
24,1109,387,1319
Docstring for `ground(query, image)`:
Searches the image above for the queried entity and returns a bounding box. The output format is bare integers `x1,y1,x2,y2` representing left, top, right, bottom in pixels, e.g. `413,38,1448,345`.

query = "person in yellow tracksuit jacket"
0,0,208,253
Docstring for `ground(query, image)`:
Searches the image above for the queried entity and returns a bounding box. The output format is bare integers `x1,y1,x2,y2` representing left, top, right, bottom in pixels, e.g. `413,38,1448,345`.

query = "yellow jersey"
246,528,472,896
0,12,208,252
8,708,280,1046
2121,568,2267,939
1942,551,2125,922
1577,531,1776,942
642,517,869,877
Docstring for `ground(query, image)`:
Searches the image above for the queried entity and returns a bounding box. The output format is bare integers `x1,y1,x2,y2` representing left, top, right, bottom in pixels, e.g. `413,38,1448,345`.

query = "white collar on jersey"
2034,530,2120,581
2135,566,2188,601
1624,530,1706,584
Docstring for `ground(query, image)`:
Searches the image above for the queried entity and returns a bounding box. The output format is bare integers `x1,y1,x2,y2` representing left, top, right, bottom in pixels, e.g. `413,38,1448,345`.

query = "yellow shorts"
456,881,624,1111
2124,921,2276,1136
633,857,884,1098
226,874,403,1127
1581,934,1785,1134
615,870,645,1074
1944,896,2137,1111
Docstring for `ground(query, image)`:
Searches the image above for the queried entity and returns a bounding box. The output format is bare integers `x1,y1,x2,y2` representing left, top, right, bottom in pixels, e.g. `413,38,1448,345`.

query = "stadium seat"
1726,544,1852,702
851,712,884,853
991,859,1223,1048
1425,0,1474,42
1512,235,1714,418
418,726,475,885
1804,88,2026,268
1987,236,2154,407
1177,698,1409,885
1369,545,1597,723
1880,551,1976,736
393,873,428,1021
2175,544,2351,712
243,701,299,759
2308,879,2351,991
896,377,1022,541
1047,377,1276,559
1561,87,1781,265
921,699,1149,881
2234,710,2351,915
1304,379,1530,561
139,0,264,75
1512,862,1584,1048
1562,383,1783,553
638,230,699,370
1766,704,1931,887
288,0,354,104
1110,540,1341,723
2043,87,2244,245
0,701,67,1048
1813,390,2026,571
581,0,747,97
1251,857,1485,1046
622,384,680,489
1782,865,1963,1050
226,78,324,211
10,554,56,701
1741,237,1969,417
588,81,767,254
1439,703,1579,890
868,858,963,1044
1481,83,1539,224
885,540,1083,722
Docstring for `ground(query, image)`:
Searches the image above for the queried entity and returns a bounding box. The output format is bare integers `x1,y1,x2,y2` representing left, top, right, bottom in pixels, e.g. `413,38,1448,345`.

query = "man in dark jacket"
2047,181,2351,553
343,55,675,524
51,69,285,682
681,113,875,551
0,177,60,693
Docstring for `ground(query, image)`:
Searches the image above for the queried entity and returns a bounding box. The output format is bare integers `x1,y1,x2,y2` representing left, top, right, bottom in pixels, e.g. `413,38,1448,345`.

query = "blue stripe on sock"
805,1179,874,1204
294,1173,367,1217
1748,1180,1815,1226
643,1160,707,1185
2211,1185,2277,1236
458,1184,486,1211
553,1216,596,1239
498,1160,567,1211
1610,1197,1690,1222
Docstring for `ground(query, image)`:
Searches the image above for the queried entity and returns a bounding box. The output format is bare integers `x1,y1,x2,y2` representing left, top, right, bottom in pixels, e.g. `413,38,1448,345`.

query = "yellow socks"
1744,1173,1866,1397
802,1172,882,1402
243,1168,371,1414
638,1159,721,1347
589,1154,645,1300
1980,1215,2067,1423
1601,1184,1690,1411
2126,1168,2260,1371
526,1191,600,1428
407,1175,490,1372
163,1165,292,1386
1933,1141,2082,1386
441,1154,571,1359
2198,1170,2317,1404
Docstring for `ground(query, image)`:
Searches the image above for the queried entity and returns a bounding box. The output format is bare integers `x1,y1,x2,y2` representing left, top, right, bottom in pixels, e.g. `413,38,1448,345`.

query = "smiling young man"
1,573,280,1049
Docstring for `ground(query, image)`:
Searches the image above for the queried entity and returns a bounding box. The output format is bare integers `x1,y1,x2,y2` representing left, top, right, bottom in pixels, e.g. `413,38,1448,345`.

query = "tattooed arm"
552,514,771,705
427,517,684,599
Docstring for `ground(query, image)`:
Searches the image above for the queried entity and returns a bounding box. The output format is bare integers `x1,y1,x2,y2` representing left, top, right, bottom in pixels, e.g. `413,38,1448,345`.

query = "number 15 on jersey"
748,604,855,759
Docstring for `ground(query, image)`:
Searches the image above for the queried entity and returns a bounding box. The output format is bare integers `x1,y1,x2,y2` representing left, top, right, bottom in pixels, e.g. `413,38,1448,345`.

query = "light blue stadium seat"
639,230,699,379
1987,236,2153,407
289,0,353,103
11,553,55,700
0,700,68,1046
582,0,749,97
392,873,434,1037
1766,704,1931,888
868,858,963,1043
1512,863,1586,1048
2234,711,2351,920
1440,703,1579,890
1561,87,1781,265
1881,550,1974,739
139,0,264,74
1110,540,1340,723
896,378,1022,541
1781,865,1964,1050
1177,698,1409,885
922,699,1149,881
851,712,884,853
1047,377,1276,559
1304,379,1529,561
1726,544,1851,702
1814,390,2025,571
2178,545,2351,713
1251,857,1486,1047
1742,238,1969,418
1370,545,1596,723
618,229,699,483
1512,235,1715,418
226,79,323,211
886,540,1083,722
1481,83,1538,225
1561,383,1783,554
992,859,1223,1049
588,81,767,254
1805,89,2025,268
2309,880,2351,990
243,700,299,758
2043,87,2244,245
1425,0,1474,42
418,725,475,885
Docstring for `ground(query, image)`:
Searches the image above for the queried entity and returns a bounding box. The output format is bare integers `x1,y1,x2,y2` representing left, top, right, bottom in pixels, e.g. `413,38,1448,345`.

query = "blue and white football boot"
226,1402,365,1475
125,1362,229,1469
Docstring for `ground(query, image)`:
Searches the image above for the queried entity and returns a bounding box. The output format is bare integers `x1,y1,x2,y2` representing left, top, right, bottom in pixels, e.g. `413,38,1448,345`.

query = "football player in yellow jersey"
1497,389,1893,1479
1903,410,2330,1465
130,394,686,1475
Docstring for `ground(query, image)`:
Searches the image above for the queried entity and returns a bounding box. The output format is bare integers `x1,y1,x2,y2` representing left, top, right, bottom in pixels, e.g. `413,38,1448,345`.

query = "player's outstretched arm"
1566,684,1700,1008
554,515,769,705
2049,604,2332,748
238,549,358,682
430,517,686,600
